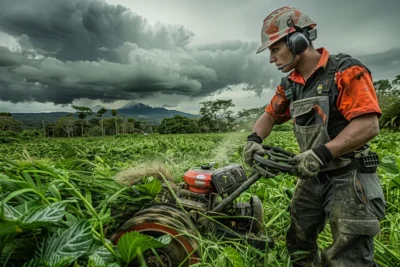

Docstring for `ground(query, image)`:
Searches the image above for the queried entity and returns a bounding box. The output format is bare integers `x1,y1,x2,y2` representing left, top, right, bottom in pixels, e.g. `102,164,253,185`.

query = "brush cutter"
109,145,296,267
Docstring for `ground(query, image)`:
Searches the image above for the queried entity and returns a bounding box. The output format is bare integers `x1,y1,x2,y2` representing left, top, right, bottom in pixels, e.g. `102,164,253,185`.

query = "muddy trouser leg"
286,177,327,267
321,170,386,267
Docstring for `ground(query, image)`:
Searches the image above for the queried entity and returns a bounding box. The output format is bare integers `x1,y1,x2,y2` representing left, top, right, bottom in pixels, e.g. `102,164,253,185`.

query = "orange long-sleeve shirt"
265,48,382,124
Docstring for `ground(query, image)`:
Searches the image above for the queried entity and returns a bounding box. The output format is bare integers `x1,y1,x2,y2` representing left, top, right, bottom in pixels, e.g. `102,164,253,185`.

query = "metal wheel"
250,196,265,235
110,204,200,267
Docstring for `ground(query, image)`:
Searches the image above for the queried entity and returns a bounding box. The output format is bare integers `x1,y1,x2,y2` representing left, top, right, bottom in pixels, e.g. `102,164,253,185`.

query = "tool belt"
316,151,379,184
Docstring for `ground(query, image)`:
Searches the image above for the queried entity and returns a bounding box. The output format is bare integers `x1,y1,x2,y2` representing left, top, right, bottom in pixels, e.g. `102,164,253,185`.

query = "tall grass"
0,130,399,266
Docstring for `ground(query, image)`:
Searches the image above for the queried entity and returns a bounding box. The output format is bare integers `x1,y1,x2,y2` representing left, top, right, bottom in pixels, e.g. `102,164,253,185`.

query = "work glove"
288,144,333,180
243,133,265,166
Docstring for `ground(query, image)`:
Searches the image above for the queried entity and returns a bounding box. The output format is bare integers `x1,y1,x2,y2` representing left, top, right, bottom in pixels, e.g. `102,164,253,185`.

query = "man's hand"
243,141,265,166
289,144,334,179
289,150,323,179
243,133,265,166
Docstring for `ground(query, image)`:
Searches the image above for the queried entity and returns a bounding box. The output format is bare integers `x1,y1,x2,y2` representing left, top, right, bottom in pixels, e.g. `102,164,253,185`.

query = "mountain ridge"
10,103,199,128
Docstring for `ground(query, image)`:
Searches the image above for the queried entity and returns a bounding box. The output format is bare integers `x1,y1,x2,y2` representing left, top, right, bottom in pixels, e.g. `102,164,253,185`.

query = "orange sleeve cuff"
265,85,291,124
336,66,382,121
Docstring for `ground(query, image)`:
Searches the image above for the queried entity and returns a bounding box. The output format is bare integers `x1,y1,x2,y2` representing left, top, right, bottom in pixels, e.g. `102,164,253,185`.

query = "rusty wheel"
110,204,200,267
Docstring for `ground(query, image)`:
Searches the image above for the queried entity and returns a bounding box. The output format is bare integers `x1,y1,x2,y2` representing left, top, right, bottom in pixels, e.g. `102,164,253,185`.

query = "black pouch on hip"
355,151,379,173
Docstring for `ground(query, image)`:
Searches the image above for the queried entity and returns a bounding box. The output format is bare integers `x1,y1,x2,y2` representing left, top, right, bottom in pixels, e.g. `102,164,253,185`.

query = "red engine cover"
183,168,216,194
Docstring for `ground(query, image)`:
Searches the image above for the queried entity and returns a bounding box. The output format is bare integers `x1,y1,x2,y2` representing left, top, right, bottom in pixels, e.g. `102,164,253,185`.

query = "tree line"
1,74,399,141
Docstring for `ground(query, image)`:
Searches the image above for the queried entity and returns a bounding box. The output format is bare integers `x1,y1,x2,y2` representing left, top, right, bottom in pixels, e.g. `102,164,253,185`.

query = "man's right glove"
243,133,265,166
288,144,333,180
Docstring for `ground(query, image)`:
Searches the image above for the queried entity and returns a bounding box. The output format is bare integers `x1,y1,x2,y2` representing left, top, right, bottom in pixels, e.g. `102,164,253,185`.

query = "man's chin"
278,66,294,73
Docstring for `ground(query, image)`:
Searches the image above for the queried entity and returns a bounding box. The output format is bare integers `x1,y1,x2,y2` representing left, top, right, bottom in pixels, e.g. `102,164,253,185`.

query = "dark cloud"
0,0,398,107
356,48,400,81
0,0,194,61
0,47,27,66
0,0,278,105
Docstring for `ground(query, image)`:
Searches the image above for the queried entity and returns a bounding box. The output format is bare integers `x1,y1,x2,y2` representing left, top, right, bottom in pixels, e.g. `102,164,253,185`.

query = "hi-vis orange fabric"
265,48,382,124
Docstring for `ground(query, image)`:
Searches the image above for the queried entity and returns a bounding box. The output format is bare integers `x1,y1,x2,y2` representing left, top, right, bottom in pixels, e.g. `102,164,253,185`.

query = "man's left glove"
288,144,333,180
243,133,265,166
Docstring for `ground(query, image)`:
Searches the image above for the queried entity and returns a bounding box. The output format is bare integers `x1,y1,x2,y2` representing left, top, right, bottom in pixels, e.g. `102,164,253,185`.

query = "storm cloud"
0,0,399,108
0,0,276,105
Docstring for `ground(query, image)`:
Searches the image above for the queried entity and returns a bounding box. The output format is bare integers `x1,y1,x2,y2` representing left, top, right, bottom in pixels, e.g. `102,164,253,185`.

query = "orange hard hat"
256,6,317,54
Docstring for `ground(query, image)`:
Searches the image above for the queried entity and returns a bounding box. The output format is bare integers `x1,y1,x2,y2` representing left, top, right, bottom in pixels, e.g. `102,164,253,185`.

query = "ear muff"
287,31,310,55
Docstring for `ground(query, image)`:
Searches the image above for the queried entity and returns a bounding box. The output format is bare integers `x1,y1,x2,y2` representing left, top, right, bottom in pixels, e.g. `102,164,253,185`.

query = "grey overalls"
283,54,386,267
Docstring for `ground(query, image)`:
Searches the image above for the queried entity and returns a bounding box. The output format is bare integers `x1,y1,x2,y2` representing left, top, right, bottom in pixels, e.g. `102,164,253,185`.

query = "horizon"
1,0,399,114
5,102,200,115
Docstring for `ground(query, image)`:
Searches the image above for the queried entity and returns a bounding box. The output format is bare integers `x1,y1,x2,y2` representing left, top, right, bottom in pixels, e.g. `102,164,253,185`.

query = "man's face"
268,39,297,73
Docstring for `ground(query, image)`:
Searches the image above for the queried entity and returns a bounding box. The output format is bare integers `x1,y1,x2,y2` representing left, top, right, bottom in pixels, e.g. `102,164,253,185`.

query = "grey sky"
0,0,399,114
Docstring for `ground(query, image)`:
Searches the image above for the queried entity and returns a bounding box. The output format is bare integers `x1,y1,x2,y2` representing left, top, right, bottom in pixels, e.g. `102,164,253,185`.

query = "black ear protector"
277,18,314,70
286,18,310,56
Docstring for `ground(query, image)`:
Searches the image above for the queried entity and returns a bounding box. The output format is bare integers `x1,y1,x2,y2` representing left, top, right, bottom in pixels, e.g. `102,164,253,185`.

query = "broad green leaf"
88,255,106,267
389,174,400,190
14,201,42,218
21,172,37,191
1,202,22,220
216,247,244,267
0,221,23,236
20,202,66,230
48,185,62,201
64,212,78,227
42,220,93,266
117,231,171,263
3,188,38,203
134,179,162,198
88,243,115,264
50,256,74,267
380,155,399,174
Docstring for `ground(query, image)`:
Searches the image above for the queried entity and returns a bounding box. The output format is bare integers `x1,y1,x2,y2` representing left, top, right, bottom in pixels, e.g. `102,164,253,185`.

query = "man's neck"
295,49,321,81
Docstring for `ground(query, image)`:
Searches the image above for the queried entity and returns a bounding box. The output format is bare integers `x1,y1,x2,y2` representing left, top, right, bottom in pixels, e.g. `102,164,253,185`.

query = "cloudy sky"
0,0,399,114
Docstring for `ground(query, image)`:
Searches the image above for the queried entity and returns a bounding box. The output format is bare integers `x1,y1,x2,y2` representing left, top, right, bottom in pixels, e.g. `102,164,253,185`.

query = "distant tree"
133,120,140,129
102,118,115,135
374,79,391,95
199,99,235,132
72,105,93,136
111,109,118,135
56,114,75,137
138,121,148,133
88,117,100,126
158,115,199,134
96,108,107,136
392,74,400,86
124,118,136,134
46,122,56,137
374,74,400,129
237,106,267,123
0,112,12,117
0,116,23,132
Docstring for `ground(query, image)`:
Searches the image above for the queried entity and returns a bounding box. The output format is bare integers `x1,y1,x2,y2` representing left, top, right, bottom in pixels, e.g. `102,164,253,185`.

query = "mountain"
11,103,199,128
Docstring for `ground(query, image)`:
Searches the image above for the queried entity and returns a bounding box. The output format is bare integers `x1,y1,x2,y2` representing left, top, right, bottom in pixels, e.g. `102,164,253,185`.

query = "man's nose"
269,56,276,64
269,51,276,64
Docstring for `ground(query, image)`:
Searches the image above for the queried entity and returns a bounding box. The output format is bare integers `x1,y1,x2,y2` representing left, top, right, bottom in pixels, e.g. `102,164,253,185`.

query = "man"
243,6,386,267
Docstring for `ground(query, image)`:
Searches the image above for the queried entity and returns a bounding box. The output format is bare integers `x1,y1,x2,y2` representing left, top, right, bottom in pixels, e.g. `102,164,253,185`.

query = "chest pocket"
291,98,328,127
290,96,330,153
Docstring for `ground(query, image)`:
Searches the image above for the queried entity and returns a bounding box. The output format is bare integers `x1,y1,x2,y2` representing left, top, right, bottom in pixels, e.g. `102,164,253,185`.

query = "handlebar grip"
253,154,295,173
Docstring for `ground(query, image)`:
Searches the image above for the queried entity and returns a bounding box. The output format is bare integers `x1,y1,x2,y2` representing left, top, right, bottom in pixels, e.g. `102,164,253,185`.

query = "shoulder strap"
328,53,351,74
281,53,353,99
281,76,294,100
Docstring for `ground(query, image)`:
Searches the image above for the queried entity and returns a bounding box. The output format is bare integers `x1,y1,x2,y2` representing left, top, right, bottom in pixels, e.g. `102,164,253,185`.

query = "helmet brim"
256,37,285,54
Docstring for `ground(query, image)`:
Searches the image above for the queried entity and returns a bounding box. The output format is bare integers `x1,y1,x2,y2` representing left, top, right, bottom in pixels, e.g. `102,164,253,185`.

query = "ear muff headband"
286,18,310,55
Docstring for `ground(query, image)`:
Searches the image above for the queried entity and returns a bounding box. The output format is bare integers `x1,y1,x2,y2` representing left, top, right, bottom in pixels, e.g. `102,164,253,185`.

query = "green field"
1,130,399,266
